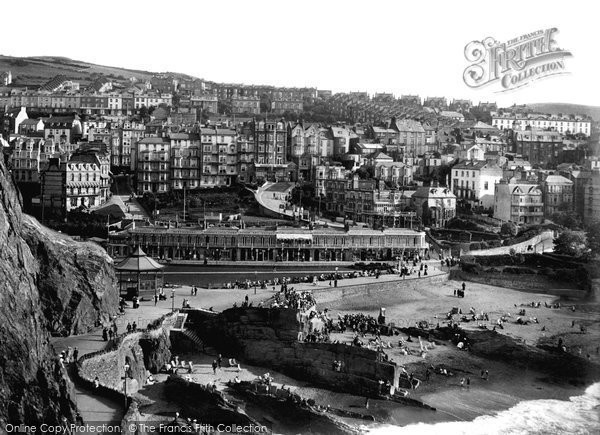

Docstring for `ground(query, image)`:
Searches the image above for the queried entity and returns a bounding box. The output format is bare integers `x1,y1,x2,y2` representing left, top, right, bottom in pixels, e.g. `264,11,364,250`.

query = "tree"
259,93,272,114
500,222,518,237
138,105,149,119
550,210,582,230
355,166,375,179
218,100,231,115
553,230,589,258
585,221,600,257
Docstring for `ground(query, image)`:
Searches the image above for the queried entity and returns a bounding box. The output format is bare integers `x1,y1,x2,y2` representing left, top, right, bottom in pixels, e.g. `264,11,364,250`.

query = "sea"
164,265,600,435
365,382,600,435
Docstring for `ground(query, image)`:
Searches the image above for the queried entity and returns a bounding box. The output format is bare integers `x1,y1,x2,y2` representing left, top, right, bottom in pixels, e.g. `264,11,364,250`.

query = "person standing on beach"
212,360,218,375
466,377,470,388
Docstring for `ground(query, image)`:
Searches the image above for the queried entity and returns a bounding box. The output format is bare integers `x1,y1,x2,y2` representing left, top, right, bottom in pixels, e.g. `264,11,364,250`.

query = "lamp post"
254,270,257,295
123,363,130,409
335,266,339,287
171,289,175,312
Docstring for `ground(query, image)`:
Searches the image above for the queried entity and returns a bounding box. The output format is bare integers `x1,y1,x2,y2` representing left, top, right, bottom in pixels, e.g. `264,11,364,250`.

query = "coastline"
54,270,600,432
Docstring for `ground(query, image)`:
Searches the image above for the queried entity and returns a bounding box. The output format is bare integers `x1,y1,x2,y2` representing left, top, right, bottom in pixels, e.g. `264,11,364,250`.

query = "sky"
2,0,598,107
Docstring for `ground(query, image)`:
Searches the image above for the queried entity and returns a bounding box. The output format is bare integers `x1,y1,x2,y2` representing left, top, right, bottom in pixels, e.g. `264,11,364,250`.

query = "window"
484,181,488,190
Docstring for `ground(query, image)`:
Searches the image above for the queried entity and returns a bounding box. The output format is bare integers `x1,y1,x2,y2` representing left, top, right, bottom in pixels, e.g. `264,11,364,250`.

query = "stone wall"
79,313,176,396
188,308,398,397
312,273,449,305
450,269,588,298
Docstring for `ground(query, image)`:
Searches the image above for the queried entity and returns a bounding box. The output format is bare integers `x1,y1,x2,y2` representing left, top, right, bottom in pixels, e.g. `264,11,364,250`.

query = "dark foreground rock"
0,157,117,425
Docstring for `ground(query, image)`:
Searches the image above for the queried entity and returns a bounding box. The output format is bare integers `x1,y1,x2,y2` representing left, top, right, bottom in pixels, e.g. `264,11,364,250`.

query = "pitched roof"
370,151,393,160
473,121,496,129
115,246,164,272
392,119,425,133
544,175,573,184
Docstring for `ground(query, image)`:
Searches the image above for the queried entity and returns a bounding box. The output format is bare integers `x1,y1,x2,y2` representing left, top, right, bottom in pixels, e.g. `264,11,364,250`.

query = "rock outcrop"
22,215,117,335
187,308,398,397
0,157,117,425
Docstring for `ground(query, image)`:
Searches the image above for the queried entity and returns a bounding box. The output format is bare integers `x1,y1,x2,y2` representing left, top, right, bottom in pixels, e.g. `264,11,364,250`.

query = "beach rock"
189,307,398,397
0,157,116,425
139,329,172,373
164,375,261,427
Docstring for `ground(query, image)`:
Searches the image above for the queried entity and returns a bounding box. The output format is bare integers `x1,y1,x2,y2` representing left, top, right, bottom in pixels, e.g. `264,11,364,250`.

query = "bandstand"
115,246,165,300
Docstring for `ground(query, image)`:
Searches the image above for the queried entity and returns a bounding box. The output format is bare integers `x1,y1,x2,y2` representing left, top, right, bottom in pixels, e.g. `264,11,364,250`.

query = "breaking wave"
365,382,600,435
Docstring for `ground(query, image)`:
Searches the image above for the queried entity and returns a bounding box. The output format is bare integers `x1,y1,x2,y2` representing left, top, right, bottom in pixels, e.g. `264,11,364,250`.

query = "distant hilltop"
0,55,194,88
527,103,600,122
1,55,598,121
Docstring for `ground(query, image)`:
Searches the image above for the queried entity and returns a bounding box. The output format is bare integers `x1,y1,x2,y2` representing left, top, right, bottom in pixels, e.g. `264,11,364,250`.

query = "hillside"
0,55,183,87
527,103,600,121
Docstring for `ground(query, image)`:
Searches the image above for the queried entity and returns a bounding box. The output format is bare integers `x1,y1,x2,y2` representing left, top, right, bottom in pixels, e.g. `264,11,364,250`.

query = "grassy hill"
527,103,600,121
0,55,180,88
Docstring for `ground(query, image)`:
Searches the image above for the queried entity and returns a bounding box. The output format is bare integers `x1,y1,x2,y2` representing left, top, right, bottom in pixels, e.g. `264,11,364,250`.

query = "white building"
451,160,503,209
491,112,591,136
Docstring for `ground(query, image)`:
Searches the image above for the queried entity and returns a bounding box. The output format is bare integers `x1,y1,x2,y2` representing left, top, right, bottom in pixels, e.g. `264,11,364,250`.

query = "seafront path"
51,262,448,429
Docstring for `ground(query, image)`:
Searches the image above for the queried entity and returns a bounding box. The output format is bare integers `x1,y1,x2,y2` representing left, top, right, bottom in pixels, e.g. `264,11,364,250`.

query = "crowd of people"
337,313,380,335
218,268,387,292
271,282,317,311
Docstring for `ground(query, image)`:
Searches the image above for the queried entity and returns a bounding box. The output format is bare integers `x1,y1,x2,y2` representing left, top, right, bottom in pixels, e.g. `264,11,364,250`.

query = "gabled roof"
20,119,41,126
370,151,393,160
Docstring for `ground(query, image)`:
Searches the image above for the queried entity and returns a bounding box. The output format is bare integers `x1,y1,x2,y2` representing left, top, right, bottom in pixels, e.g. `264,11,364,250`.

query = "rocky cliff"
22,215,118,335
0,157,117,425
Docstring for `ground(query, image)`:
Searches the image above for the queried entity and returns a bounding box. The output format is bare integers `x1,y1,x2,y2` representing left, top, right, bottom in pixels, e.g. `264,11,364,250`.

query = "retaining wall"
312,273,449,304
75,312,177,425
449,270,588,298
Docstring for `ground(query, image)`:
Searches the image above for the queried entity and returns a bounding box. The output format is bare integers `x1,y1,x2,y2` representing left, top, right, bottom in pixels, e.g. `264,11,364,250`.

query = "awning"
276,234,313,241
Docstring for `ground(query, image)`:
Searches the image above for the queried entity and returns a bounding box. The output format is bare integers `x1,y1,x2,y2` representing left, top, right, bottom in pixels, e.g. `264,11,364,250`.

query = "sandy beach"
118,270,600,430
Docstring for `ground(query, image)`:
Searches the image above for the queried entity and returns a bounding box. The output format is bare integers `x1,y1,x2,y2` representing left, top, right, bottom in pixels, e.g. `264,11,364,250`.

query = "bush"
470,242,482,250
500,222,519,237
461,262,482,274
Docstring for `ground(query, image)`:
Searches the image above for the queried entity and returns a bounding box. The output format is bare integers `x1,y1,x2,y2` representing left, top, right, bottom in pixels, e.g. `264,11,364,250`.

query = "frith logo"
463,28,572,92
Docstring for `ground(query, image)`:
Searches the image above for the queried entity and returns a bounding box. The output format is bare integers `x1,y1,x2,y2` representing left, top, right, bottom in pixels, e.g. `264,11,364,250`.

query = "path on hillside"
253,182,344,227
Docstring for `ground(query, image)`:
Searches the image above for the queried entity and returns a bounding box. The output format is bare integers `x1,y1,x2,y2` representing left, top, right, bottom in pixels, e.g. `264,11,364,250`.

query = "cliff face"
0,157,117,425
22,215,118,335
